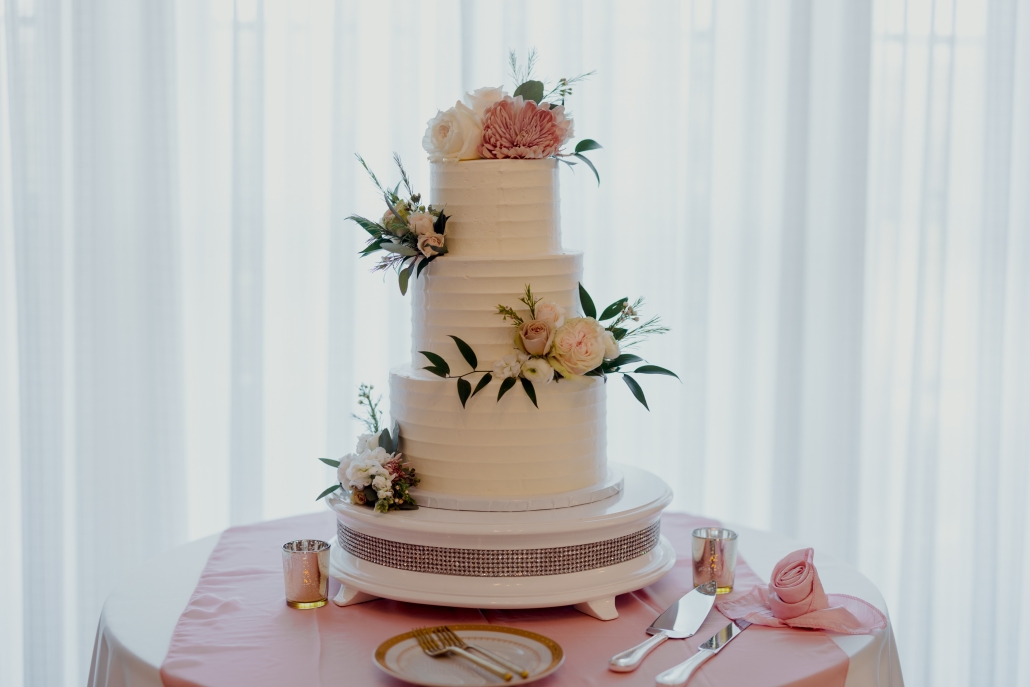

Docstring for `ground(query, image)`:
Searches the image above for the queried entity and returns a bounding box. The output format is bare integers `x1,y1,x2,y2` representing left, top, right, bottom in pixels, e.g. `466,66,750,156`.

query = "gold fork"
412,627,513,681
434,626,530,679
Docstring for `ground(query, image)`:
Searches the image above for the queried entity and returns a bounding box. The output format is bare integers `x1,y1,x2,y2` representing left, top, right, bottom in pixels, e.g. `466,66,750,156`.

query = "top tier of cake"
431,158,561,257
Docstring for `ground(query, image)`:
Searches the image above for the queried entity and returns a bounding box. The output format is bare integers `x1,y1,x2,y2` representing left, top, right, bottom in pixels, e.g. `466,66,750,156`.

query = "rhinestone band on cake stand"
326,462,675,621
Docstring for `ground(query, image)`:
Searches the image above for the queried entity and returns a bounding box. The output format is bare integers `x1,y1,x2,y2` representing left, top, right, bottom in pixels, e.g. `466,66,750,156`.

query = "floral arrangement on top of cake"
419,284,678,410
316,384,419,513
422,50,603,182
347,155,449,296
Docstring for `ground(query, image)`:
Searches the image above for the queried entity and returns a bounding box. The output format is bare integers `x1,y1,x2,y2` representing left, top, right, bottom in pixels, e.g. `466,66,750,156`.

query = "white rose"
521,357,554,384
408,212,436,236
345,457,386,490
417,233,445,257
336,452,358,485
463,86,507,117
422,101,482,162
492,351,528,379
547,317,607,377
534,300,566,328
602,330,620,360
355,430,382,453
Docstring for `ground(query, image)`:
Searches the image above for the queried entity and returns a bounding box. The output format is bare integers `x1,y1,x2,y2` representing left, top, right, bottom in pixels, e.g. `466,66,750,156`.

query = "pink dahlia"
478,96,574,159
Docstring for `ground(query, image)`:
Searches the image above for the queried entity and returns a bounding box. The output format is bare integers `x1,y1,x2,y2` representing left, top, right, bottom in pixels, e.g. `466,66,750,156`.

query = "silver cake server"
655,618,753,686
608,581,717,672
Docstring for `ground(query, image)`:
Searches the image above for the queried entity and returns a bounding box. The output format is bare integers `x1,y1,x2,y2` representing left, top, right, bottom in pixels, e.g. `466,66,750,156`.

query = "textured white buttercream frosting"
391,367,607,496
388,158,607,501
411,251,583,371
431,158,560,256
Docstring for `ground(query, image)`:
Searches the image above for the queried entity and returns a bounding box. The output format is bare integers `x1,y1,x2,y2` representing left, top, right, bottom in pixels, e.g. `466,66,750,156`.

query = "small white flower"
336,452,358,485
408,212,436,236
521,357,554,384
492,351,528,379
363,446,393,465
602,330,621,360
372,473,393,494
355,430,383,453
345,457,386,490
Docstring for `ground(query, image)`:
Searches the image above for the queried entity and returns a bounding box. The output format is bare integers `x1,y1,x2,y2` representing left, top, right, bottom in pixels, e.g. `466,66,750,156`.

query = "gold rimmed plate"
373,624,564,686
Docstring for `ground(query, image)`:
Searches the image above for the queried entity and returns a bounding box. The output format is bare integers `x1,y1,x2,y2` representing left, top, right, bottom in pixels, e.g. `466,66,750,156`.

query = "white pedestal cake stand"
327,462,674,621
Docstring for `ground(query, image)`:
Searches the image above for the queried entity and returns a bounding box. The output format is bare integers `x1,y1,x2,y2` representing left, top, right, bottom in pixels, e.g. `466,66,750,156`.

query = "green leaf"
379,427,394,454
434,211,449,234
573,153,600,185
579,283,596,319
419,351,450,376
471,372,492,398
634,364,681,380
610,327,627,340
556,157,577,169
599,298,628,321
318,457,341,468
497,376,517,401
585,367,606,378
360,239,384,255
381,241,417,257
575,139,603,153
520,377,539,408
457,377,471,408
607,353,644,368
347,215,386,236
397,501,419,510
398,259,416,295
316,483,341,501
513,79,545,103
423,366,447,378
416,255,433,278
623,374,649,410
448,335,478,369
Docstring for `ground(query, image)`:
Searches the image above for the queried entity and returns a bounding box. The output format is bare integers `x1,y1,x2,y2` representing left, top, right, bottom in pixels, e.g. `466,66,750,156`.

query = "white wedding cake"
391,159,608,497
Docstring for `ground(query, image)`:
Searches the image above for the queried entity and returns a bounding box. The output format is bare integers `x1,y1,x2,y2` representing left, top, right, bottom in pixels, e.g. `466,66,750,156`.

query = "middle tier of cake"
411,251,583,371
390,366,607,497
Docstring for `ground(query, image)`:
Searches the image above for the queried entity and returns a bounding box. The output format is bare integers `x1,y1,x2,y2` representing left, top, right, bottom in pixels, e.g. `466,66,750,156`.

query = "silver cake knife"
608,581,717,672
655,618,753,686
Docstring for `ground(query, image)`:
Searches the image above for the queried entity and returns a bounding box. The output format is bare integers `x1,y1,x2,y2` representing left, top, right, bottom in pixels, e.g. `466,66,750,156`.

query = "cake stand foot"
332,585,379,607
574,597,619,621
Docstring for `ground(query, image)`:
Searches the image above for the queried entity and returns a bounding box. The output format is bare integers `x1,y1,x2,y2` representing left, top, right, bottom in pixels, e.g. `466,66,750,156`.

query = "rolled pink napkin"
716,548,887,635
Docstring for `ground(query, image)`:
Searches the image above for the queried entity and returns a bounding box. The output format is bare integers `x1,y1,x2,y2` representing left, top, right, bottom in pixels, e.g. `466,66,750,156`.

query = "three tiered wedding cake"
324,67,677,620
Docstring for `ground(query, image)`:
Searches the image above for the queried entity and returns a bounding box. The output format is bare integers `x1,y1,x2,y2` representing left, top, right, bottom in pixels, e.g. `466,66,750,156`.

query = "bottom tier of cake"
390,365,608,497
326,463,673,620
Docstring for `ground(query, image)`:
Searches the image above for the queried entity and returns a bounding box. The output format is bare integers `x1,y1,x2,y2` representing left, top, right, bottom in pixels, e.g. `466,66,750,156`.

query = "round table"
87,518,903,687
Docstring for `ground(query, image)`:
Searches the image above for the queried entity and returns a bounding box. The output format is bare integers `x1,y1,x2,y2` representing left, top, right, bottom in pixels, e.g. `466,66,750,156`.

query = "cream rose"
548,317,607,377
422,101,483,162
521,357,554,384
534,300,565,328
518,319,555,356
408,212,436,236
602,330,620,360
464,86,507,117
417,233,445,257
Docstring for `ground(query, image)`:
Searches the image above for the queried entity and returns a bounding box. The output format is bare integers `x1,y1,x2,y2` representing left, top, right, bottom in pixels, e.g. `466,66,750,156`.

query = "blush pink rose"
479,95,574,159
767,548,830,619
548,317,606,377
518,320,555,356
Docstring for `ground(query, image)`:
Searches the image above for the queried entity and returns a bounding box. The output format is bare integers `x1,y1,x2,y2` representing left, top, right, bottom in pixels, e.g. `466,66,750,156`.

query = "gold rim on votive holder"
691,527,738,595
282,539,331,609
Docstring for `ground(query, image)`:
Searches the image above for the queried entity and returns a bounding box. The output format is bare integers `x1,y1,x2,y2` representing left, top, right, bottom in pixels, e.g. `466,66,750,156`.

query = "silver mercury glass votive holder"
691,527,738,594
282,539,331,609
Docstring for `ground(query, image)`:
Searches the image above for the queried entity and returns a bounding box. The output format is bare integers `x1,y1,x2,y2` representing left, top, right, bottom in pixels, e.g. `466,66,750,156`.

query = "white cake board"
327,463,673,620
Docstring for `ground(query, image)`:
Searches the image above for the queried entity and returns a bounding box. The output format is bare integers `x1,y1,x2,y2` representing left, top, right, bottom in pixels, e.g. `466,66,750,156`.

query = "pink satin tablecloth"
158,511,861,687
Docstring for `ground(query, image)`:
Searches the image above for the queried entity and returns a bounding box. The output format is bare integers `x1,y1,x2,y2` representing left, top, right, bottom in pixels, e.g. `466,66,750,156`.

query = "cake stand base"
327,463,674,620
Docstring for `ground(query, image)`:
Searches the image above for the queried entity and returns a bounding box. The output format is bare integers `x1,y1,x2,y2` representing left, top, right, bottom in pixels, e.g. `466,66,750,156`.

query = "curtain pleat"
1,1,1028,685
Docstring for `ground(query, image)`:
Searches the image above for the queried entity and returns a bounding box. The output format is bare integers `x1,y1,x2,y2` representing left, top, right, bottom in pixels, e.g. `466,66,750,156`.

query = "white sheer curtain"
1,1,1028,685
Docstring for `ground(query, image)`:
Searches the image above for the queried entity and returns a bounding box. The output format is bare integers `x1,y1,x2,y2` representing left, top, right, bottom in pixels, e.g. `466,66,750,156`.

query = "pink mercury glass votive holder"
282,539,331,609
691,527,738,594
